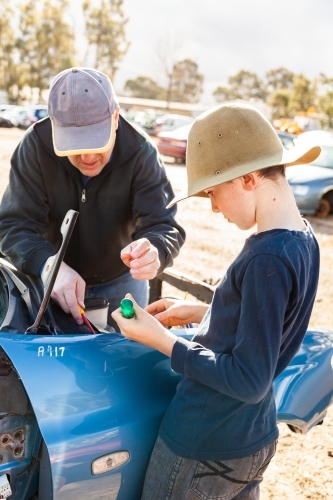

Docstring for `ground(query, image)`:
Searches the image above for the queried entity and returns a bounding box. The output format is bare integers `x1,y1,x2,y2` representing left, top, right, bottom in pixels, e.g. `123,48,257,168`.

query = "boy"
112,103,321,499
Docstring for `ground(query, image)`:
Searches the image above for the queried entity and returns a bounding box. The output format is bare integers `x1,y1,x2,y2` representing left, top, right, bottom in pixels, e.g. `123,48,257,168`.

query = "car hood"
286,164,333,182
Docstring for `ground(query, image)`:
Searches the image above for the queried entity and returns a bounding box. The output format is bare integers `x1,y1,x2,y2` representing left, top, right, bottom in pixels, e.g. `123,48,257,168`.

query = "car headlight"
290,184,310,196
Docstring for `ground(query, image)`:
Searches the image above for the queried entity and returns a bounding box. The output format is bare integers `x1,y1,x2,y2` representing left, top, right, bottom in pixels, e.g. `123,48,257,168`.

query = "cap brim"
167,144,321,208
51,113,116,157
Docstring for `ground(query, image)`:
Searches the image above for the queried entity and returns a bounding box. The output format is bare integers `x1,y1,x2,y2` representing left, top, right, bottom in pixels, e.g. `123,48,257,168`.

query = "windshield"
310,146,333,168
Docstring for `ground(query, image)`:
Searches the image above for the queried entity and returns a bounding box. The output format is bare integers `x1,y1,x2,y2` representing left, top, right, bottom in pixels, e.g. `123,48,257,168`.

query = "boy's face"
204,176,257,230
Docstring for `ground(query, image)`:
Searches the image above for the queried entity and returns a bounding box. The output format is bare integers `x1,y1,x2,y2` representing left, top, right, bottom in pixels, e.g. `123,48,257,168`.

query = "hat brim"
51,113,116,157
167,143,321,208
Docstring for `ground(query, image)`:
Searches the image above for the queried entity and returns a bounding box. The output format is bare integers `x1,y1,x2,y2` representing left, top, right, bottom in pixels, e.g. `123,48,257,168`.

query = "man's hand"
50,261,86,324
145,298,209,327
112,294,177,357
120,238,160,280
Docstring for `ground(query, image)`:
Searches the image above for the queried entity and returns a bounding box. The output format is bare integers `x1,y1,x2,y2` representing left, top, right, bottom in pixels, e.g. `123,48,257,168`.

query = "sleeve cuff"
171,336,192,374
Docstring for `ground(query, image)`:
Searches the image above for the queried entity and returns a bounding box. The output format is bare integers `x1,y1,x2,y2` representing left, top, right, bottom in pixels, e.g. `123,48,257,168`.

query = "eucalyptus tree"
0,0,16,96
124,76,166,100
168,59,204,104
16,0,76,100
83,0,129,79
213,70,267,103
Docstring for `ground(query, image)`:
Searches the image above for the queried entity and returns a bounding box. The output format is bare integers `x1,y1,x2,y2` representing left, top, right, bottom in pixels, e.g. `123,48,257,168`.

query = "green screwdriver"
120,298,135,319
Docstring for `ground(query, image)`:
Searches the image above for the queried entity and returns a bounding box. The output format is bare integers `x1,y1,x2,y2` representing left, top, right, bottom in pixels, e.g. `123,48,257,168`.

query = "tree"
268,88,291,119
16,0,76,101
264,68,295,119
316,73,333,128
288,74,315,115
213,85,234,102
213,70,267,103
155,32,182,106
124,76,165,100
265,67,294,92
169,59,203,103
83,0,129,79
0,0,16,95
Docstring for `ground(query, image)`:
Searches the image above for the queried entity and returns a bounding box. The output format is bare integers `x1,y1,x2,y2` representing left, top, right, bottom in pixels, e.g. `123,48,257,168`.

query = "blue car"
287,130,333,217
0,211,332,499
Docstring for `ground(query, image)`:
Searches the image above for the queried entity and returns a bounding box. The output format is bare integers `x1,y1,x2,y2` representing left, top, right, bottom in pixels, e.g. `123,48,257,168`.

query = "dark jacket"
0,116,185,285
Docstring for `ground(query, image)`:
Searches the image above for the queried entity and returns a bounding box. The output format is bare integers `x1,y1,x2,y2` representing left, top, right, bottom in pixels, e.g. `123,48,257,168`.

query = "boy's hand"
146,298,209,327
120,238,160,280
112,295,177,357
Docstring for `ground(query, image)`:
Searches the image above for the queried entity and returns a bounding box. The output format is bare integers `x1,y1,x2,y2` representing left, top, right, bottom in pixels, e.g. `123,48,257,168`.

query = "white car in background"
152,114,194,135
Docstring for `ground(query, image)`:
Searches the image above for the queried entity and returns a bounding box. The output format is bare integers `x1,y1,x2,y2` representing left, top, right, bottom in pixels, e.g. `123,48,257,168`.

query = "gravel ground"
1,126,333,499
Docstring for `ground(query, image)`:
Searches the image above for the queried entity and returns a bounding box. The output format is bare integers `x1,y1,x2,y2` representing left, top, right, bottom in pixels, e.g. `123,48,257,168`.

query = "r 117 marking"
38,346,65,357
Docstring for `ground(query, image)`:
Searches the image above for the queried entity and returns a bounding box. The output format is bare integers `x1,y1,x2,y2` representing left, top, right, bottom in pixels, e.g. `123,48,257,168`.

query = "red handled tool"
79,307,96,334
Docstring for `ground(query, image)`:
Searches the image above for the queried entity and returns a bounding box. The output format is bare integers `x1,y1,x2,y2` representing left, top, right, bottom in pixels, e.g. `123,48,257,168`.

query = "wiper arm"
25,210,78,334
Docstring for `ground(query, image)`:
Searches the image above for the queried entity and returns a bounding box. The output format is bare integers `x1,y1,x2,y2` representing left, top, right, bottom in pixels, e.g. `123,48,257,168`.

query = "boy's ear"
241,173,258,191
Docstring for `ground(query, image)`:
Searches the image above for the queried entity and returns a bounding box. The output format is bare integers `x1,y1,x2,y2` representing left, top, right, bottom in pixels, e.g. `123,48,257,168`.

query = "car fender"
273,329,333,432
0,328,332,498
0,333,181,500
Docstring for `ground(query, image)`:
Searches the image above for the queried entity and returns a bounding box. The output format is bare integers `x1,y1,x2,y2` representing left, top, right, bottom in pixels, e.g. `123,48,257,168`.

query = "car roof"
297,130,333,146
157,123,193,139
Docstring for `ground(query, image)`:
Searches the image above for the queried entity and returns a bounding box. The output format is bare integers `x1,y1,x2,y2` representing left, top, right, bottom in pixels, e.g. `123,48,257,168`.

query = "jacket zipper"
81,189,86,202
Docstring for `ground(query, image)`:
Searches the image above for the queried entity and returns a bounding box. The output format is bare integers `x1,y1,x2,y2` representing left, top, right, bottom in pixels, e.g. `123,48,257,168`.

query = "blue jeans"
141,436,277,500
85,271,149,331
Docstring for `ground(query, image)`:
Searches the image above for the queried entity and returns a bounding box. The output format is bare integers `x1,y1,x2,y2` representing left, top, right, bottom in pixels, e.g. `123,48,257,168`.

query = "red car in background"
156,123,192,163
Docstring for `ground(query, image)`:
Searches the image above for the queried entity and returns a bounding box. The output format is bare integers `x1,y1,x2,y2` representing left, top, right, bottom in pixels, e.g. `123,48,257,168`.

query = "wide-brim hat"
48,67,119,156
167,103,321,208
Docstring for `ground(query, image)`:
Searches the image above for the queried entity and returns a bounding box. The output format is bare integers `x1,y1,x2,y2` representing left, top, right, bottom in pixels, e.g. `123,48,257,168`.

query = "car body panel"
0,332,182,499
287,165,333,212
287,132,333,215
156,123,192,161
0,326,332,499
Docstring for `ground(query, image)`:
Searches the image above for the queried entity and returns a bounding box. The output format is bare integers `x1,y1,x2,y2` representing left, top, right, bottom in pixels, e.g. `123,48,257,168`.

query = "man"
0,67,185,329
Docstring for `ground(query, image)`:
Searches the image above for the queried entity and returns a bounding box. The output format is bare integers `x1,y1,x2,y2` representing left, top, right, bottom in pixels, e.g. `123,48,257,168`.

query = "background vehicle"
151,114,194,136
0,106,29,128
0,105,48,129
120,108,162,134
19,106,48,129
276,131,298,150
287,130,333,217
156,123,192,163
273,108,322,135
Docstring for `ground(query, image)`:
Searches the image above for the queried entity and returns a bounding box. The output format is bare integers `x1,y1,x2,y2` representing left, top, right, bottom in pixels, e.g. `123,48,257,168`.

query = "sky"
70,0,333,104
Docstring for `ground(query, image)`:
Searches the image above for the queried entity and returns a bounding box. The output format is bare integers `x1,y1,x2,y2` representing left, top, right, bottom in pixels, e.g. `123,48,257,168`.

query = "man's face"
67,108,119,177
68,148,113,176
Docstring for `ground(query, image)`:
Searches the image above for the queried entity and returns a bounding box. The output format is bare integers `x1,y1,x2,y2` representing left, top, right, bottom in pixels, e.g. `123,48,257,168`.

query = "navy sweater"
160,223,319,460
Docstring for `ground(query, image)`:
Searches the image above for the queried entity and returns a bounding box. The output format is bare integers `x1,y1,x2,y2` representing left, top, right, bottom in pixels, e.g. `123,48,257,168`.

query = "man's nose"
81,154,96,163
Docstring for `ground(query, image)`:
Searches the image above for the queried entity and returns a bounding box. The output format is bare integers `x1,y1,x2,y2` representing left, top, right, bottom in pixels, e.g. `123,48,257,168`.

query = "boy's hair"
257,165,286,180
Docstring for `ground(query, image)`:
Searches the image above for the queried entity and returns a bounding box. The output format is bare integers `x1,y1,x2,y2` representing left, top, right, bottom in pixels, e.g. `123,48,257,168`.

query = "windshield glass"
310,146,333,168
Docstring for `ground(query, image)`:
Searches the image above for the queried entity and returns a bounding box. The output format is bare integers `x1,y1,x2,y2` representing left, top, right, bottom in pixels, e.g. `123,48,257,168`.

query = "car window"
309,146,333,168
279,136,295,150
37,109,48,119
